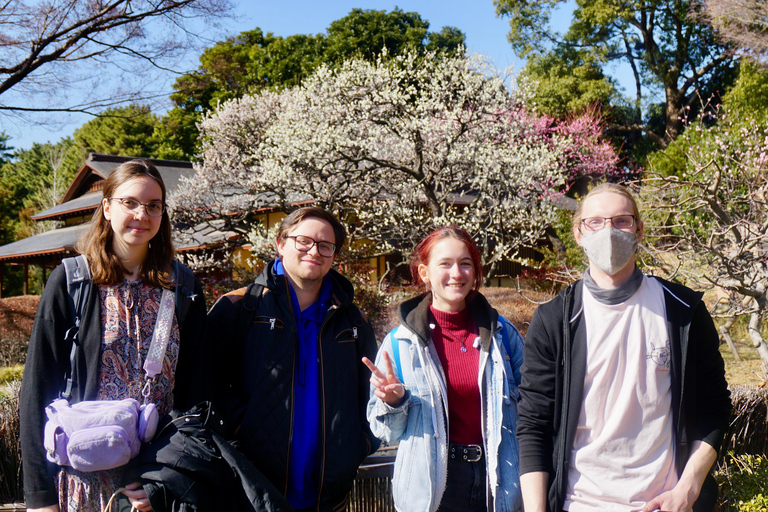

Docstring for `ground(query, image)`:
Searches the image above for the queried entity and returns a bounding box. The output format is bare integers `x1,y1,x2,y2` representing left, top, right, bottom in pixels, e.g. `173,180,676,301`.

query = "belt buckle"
458,444,482,462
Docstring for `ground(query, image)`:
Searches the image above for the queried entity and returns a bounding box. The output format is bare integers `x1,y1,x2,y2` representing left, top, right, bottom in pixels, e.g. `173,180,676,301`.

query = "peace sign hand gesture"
362,351,406,408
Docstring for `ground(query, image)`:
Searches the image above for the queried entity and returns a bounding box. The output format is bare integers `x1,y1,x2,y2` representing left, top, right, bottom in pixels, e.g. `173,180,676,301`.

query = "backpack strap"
61,255,91,401
498,315,512,358
391,336,403,382
237,282,265,343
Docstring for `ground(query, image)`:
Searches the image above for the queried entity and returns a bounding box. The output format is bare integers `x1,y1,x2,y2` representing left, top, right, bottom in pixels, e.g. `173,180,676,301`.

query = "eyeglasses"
580,215,636,232
286,235,336,258
110,197,165,218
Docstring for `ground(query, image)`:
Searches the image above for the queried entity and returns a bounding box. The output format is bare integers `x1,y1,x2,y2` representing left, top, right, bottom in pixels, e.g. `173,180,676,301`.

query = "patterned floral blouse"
57,280,180,512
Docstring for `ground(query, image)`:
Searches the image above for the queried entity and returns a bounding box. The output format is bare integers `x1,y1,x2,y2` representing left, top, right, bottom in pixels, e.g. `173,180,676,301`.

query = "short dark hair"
276,207,346,253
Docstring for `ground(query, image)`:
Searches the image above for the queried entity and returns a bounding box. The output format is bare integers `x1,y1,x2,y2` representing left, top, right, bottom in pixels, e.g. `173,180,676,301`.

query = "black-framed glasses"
580,215,636,232
286,235,336,257
110,197,165,218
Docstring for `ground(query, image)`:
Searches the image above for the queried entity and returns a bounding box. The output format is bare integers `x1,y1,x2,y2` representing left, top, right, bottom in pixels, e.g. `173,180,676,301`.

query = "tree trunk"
719,316,742,362
664,86,685,143
747,310,768,365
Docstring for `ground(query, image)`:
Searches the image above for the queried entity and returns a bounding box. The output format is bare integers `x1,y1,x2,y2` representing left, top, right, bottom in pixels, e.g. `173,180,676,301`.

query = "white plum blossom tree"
171,50,616,276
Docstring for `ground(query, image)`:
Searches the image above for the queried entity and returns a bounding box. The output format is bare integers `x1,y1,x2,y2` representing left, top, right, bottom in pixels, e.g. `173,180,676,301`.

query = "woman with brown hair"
20,160,206,512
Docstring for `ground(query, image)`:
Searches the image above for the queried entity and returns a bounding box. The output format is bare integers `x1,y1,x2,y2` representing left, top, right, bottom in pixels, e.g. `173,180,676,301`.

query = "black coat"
205,261,380,511
124,402,293,512
516,276,731,512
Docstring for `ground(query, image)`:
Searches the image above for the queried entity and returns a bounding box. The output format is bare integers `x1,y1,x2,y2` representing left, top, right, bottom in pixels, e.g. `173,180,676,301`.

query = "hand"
642,441,716,512
642,484,697,512
123,482,153,512
362,352,406,407
26,507,60,512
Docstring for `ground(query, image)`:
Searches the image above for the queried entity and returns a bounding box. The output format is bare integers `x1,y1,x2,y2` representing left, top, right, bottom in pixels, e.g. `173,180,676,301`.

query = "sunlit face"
573,191,644,247
276,217,337,287
418,237,476,313
103,176,163,253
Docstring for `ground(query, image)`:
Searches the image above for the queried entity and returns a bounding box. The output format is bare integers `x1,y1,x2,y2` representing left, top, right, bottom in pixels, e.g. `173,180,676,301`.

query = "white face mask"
580,227,638,276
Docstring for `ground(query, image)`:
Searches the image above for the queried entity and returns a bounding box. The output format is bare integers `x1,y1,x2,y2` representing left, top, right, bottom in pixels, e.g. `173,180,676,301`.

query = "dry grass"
722,385,768,457
720,339,768,388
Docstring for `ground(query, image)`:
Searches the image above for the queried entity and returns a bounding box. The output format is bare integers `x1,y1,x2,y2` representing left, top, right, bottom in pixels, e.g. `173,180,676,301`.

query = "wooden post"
0,263,3,299
23,262,28,295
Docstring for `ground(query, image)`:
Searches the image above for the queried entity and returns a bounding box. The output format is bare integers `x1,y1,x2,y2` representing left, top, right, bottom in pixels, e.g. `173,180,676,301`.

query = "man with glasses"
517,183,730,512
206,206,380,512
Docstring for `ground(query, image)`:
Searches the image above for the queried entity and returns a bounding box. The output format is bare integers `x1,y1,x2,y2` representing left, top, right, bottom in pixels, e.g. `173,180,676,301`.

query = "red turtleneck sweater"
429,305,482,445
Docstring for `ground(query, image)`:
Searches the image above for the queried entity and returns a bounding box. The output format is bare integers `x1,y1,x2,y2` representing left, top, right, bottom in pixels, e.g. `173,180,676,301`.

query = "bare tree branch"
0,0,232,120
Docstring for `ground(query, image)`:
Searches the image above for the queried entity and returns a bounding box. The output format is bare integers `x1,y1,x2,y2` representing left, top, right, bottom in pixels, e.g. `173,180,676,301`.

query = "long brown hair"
76,160,174,288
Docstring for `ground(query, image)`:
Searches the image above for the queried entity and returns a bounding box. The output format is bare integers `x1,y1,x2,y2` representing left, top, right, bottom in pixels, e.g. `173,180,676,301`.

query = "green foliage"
426,26,466,53
716,454,768,511
153,107,202,161
0,138,80,295
495,0,735,154
0,366,22,386
73,105,160,158
540,208,585,270
325,8,432,63
521,46,617,117
161,8,466,160
0,133,13,166
646,63,768,179
722,61,768,123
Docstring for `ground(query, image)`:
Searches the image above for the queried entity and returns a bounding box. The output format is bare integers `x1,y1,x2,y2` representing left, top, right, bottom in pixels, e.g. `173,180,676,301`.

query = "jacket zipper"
315,302,339,509
419,339,450,512
556,286,573,505
283,275,296,496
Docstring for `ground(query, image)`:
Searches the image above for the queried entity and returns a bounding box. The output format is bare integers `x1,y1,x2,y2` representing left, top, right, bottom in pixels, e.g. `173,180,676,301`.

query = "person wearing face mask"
516,183,730,512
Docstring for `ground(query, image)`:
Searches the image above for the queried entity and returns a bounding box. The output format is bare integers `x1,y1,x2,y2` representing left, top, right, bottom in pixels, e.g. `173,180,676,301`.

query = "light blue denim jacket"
367,293,524,512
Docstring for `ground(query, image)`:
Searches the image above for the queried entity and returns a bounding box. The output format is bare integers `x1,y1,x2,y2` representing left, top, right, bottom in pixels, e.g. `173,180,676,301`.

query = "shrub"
0,295,39,367
199,275,258,307
0,365,23,386
345,273,391,343
0,381,23,504
721,385,768,457
716,453,768,511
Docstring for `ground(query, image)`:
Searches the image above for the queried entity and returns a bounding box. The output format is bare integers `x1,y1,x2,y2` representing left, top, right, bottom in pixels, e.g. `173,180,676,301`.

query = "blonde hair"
572,182,641,229
76,160,174,288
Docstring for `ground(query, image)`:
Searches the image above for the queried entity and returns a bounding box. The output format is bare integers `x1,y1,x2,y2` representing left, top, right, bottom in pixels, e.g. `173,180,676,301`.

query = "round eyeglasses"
286,235,337,258
580,215,636,232
110,197,165,218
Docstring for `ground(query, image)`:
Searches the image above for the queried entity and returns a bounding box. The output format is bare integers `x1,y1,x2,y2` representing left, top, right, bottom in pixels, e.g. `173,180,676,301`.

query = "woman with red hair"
363,226,524,512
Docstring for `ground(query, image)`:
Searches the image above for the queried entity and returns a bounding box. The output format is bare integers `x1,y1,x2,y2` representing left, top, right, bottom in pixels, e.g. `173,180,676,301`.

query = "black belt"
449,443,483,462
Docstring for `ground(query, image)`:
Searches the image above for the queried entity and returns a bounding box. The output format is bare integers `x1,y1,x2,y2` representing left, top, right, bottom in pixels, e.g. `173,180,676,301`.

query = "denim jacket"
367,292,524,512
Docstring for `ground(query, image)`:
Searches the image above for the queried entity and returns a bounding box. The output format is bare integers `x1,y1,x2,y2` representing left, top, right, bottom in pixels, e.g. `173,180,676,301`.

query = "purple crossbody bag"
43,256,174,472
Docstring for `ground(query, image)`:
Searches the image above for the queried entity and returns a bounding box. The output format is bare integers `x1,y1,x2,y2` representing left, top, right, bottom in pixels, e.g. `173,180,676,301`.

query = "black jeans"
437,448,487,512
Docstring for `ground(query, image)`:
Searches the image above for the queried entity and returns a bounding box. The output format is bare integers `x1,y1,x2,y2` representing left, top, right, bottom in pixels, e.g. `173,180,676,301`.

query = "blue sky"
7,1,526,151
